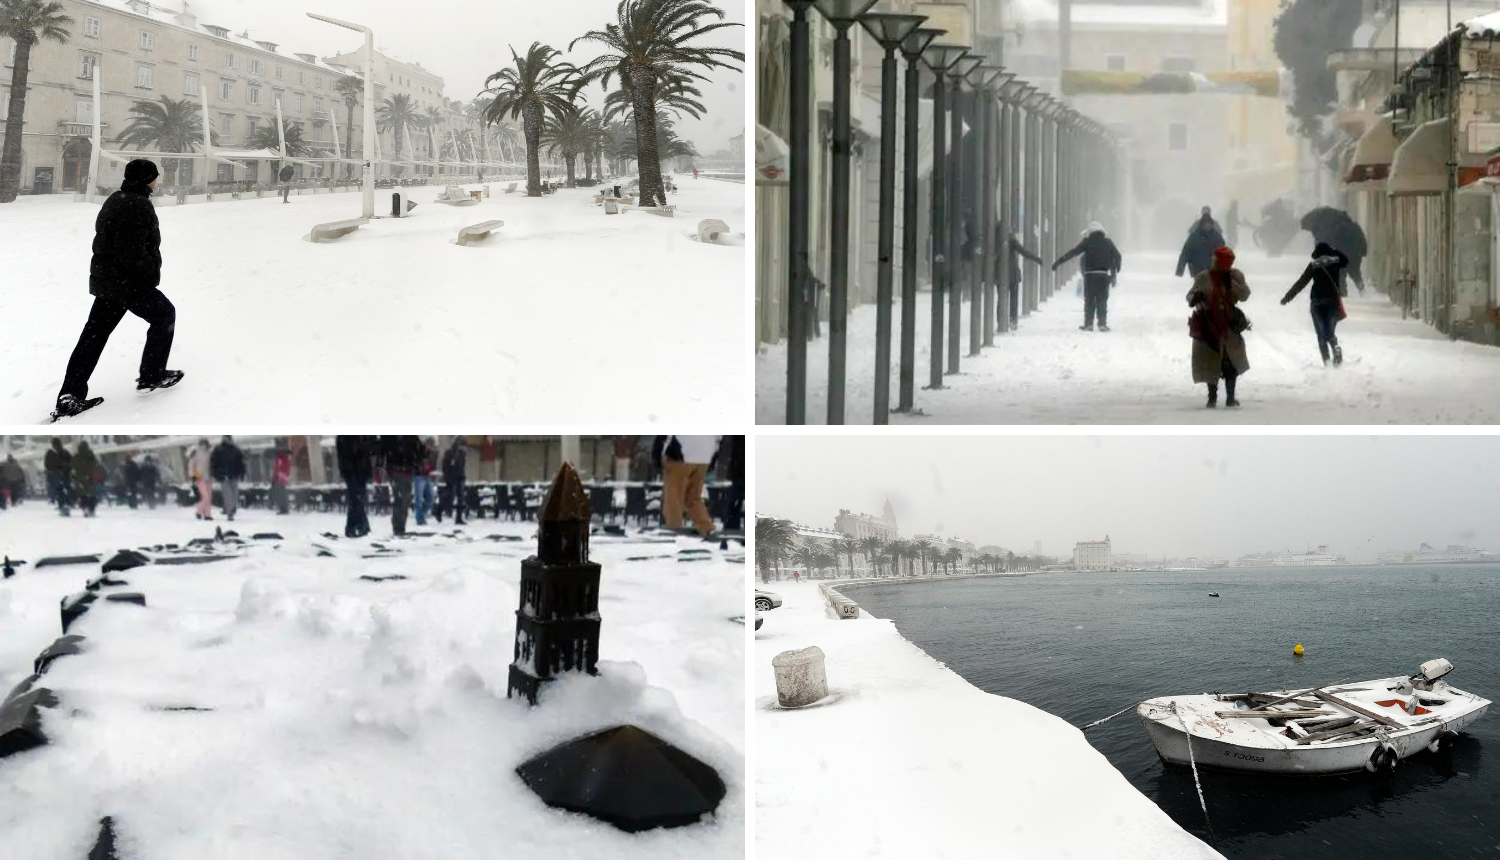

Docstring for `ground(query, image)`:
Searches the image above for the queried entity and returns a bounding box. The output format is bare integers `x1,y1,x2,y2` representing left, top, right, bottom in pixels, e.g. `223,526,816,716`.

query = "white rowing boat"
1136,659,1490,775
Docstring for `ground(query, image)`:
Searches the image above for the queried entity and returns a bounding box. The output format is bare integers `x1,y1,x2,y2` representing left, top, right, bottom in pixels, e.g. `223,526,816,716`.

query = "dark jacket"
44,446,71,476
1283,246,1348,307
1009,235,1044,287
90,180,162,299
1177,219,1226,278
336,436,376,484
441,445,466,483
72,447,101,494
380,436,425,475
210,442,246,481
1053,231,1122,276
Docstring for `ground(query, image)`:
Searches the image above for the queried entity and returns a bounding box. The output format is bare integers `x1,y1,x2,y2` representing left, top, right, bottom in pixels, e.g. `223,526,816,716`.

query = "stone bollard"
772,646,828,708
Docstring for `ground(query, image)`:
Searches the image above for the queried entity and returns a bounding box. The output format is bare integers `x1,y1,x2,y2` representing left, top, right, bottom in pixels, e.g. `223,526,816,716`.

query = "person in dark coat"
121,456,140,509
380,436,424,536
44,437,72,514
441,438,467,526
139,454,160,509
210,436,247,521
336,435,376,538
1004,232,1045,330
1188,246,1252,409
1177,211,1227,279
55,159,182,415
1281,243,1349,367
1052,222,1123,332
2,455,25,507
1312,216,1367,295
72,441,102,517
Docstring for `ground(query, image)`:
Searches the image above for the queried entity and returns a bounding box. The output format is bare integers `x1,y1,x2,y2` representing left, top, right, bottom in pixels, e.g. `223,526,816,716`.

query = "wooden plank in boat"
1312,689,1407,728
1296,718,1374,745
1258,678,1353,710
1214,710,1338,718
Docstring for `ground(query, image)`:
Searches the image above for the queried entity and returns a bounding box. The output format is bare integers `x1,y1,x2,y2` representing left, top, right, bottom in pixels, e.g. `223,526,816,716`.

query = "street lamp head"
813,0,879,26
978,66,1009,87
921,43,970,74
860,13,926,49
901,27,944,60
952,55,984,81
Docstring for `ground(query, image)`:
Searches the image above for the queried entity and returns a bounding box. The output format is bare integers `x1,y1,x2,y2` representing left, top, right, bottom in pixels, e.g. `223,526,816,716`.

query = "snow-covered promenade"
757,250,1500,424
754,580,1223,860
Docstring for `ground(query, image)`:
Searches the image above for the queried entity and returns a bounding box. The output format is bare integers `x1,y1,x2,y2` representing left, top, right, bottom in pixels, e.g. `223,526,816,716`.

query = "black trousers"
1083,273,1112,327
345,479,370,538
59,289,175,401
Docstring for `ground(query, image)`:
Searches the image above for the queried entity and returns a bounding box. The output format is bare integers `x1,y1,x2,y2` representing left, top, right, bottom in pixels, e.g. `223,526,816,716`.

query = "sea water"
843,565,1500,859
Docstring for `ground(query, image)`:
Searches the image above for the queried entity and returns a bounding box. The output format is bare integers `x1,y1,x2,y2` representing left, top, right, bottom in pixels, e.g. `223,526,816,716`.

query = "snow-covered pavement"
1,177,745,423
0,505,744,859
754,581,1223,860
756,251,1500,424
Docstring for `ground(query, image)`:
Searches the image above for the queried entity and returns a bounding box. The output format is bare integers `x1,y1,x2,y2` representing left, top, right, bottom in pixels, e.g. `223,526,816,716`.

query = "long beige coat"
1188,269,1251,384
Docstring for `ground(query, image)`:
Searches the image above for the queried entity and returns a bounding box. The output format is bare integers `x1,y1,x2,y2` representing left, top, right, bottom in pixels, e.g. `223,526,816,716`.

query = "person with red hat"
1187,245,1251,409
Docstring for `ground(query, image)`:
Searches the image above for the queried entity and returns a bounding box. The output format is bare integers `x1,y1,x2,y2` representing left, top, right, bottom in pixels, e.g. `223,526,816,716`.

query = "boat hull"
1138,697,1488,775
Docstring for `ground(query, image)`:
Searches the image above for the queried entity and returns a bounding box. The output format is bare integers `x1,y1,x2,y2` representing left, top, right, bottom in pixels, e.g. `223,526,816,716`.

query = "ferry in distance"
1271,546,1349,567
1377,543,1495,565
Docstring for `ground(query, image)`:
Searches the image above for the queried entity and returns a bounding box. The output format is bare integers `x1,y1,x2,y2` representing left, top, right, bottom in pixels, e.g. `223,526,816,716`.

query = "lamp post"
814,0,879,426
781,1,816,425
947,54,983,373
860,12,926,425
895,27,944,414
308,12,375,219
921,43,969,392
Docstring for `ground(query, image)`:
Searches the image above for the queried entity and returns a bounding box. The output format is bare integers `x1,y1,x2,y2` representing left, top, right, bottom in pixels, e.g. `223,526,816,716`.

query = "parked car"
755,590,782,612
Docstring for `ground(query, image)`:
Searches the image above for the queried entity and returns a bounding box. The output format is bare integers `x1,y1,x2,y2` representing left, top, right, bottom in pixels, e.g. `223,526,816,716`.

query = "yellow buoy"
1294,643,1305,655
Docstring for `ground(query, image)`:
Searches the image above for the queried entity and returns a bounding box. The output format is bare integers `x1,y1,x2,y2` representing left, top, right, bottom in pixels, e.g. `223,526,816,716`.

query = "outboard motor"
1412,658,1454,692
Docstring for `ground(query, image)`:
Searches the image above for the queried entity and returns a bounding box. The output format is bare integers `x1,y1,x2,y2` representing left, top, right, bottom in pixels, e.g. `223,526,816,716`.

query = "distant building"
835,499,897,543
914,534,978,561
1074,536,1113,571
728,129,744,161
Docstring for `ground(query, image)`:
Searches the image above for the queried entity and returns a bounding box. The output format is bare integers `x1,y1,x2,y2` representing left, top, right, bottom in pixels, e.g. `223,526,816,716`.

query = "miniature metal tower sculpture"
507,462,601,705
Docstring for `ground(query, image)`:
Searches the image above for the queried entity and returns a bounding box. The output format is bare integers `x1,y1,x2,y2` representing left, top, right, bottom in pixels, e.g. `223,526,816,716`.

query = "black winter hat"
124,159,159,183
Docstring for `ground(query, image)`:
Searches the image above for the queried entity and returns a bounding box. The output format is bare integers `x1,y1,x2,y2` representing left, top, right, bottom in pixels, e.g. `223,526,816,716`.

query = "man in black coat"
336,435,376,538
441,438,467,525
210,436,247,521
1052,223,1123,332
1176,210,1226,279
43,438,72,514
55,159,182,416
380,436,424,535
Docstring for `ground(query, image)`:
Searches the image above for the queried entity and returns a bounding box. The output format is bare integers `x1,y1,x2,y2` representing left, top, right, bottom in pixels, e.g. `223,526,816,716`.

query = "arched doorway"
62,138,91,191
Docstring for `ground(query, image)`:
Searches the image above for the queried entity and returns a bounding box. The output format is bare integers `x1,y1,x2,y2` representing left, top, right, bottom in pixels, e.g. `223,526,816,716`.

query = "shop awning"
1389,118,1488,196
1345,114,1396,185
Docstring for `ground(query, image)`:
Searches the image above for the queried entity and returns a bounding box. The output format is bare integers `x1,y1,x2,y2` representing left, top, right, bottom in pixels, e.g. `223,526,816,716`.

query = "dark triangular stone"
0,686,58,759
33,635,86,676
101,549,151,572
88,816,118,860
515,725,725,832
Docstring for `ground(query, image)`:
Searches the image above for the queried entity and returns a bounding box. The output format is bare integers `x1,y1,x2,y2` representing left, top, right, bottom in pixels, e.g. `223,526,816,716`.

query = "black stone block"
601,524,626,536
251,532,284,541
5,674,39,704
89,816,117,860
60,591,97,633
515,725,726,833
86,572,130,592
320,532,341,541
358,574,409,582
105,593,146,608
2,556,23,578
0,686,59,759
101,549,150,573
187,537,216,549
152,555,227,566
35,555,101,568
33,635,87,676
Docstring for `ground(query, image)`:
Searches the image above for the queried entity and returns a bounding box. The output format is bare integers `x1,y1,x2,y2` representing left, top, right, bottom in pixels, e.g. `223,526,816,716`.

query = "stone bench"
503,182,519,194
595,195,635,206
638,206,676,218
697,219,730,243
454,219,504,246
306,217,368,243
435,186,480,206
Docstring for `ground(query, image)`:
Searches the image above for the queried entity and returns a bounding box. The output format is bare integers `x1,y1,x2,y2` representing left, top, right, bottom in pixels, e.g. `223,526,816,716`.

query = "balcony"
58,120,107,134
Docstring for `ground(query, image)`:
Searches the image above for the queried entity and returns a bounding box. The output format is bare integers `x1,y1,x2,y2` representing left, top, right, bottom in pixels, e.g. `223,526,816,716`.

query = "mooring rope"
1081,701,1141,731
1171,701,1219,852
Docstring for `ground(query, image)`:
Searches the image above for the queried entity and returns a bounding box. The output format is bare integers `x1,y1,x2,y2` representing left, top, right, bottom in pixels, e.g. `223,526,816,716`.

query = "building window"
1161,56,1195,73
79,54,97,79
295,93,304,112
314,97,323,114
296,70,305,85
188,44,198,61
5,41,14,66
1168,122,1189,151
275,66,283,80
314,75,322,89
84,17,100,38
136,66,153,88
219,113,234,137
249,58,264,75
219,79,234,101
224,52,238,70
76,100,93,123
1106,54,1125,71
184,72,198,95
246,117,258,135
140,31,154,50
247,85,261,105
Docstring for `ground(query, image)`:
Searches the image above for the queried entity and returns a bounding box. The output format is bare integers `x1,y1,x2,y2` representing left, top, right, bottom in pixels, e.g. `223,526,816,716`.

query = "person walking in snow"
2,455,24,507
1188,246,1251,409
188,439,213,520
139,455,160,509
1176,208,1227,280
380,436,423,536
441,438,468,526
72,440,102,517
1004,231,1045,330
412,439,436,527
54,159,183,419
653,435,723,536
1300,209,1367,295
44,438,72,515
1281,243,1350,367
1052,222,1122,332
270,448,292,515
121,455,140,509
210,436,246,522
336,436,375,538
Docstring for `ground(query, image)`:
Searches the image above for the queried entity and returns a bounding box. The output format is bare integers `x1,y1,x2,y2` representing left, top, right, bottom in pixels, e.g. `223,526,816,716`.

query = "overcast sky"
195,0,746,152
757,436,1500,561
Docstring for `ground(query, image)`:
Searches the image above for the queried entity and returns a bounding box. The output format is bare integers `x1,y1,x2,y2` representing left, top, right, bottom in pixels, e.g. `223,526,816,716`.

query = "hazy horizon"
757,436,1500,561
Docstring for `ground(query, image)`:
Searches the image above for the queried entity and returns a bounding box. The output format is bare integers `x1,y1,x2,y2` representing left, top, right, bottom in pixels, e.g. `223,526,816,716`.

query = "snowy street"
1,178,745,423
0,505,745,859
756,251,1500,424
754,581,1222,860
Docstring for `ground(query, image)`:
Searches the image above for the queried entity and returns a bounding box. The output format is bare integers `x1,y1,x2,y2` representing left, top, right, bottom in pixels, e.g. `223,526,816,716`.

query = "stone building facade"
1073,536,1112,571
835,498,899,542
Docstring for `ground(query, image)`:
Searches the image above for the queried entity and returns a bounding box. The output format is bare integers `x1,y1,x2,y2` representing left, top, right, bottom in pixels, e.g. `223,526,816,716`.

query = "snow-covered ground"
0,504,744,859
757,251,1500,424
1,176,745,423
754,581,1223,860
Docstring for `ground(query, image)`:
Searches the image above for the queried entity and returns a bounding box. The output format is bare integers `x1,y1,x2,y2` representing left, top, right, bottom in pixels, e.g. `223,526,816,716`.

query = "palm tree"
948,548,964,575
834,538,860,579
856,536,883,578
116,95,218,186
814,550,838,581
1006,551,1015,573
885,539,906,576
792,545,819,582
375,92,421,173
1,0,72,201
483,42,577,197
331,74,362,178
755,517,797,583
914,539,933,576
570,0,743,207
539,107,592,187
247,120,311,179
